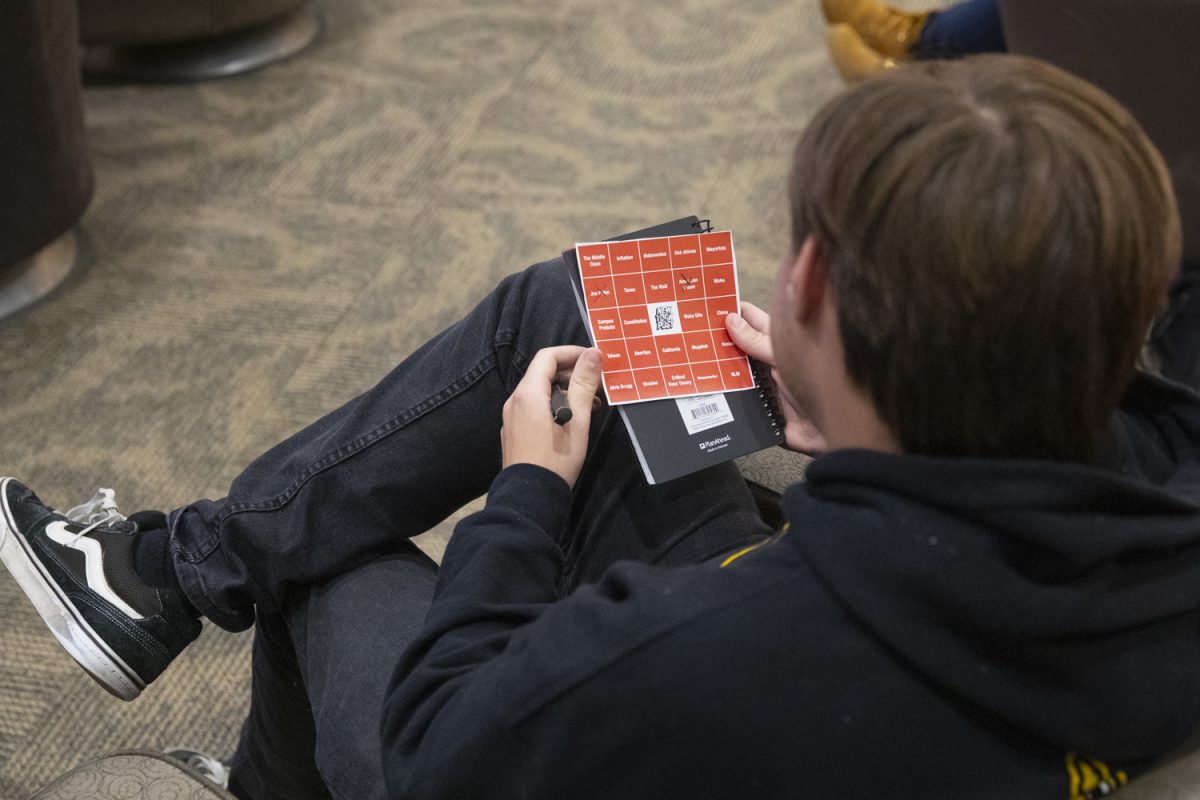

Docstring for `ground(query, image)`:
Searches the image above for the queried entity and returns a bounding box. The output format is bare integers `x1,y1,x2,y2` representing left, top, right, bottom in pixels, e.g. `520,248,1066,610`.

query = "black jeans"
164,259,772,799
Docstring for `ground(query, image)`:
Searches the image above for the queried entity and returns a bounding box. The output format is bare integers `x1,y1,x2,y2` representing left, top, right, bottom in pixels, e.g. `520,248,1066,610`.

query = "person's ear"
788,235,829,324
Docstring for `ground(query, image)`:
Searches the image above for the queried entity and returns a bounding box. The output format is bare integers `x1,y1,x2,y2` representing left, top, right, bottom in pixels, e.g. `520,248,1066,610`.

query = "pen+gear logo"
1066,753,1127,800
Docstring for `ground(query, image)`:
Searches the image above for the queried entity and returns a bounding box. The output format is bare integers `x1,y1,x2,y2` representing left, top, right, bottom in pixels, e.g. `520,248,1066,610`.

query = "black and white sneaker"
0,478,200,700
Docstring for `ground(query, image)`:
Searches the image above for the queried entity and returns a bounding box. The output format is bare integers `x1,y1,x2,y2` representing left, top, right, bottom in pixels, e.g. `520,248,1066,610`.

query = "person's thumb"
567,348,603,422
726,313,771,362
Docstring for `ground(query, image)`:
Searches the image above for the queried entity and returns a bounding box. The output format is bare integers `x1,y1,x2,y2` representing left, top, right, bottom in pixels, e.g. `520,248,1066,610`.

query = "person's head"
774,54,1181,462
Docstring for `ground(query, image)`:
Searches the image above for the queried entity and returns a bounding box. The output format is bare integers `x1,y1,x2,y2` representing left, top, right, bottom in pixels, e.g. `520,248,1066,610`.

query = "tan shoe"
826,24,898,84
819,0,928,60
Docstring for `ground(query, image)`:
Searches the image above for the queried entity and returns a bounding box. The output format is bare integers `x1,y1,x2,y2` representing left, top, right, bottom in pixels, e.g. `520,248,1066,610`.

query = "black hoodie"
382,373,1200,799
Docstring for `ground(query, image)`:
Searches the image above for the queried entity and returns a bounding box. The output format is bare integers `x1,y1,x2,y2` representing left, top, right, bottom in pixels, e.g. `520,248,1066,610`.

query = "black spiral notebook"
562,216,786,484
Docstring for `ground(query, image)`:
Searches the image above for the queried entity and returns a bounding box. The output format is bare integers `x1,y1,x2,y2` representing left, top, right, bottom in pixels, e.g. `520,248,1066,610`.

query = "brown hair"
789,55,1181,461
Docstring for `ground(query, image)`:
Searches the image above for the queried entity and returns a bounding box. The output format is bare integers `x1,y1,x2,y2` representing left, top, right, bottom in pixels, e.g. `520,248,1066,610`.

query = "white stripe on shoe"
44,520,145,620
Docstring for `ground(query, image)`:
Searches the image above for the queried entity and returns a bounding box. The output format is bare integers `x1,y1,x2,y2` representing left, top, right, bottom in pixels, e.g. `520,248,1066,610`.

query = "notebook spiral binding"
749,358,787,439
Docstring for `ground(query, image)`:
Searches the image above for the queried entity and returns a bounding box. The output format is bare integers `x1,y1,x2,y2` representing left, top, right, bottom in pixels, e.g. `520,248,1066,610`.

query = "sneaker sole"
0,477,144,701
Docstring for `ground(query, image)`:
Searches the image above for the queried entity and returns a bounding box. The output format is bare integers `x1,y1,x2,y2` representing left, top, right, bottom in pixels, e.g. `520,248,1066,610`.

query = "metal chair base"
82,1,320,84
0,230,79,322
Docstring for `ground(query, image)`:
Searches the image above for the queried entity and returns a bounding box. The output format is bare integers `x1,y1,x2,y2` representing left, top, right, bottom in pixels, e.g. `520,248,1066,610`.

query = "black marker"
550,384,573,425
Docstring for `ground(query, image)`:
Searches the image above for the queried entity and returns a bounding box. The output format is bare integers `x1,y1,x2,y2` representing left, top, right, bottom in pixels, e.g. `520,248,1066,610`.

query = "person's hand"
725,302,827,455
502,346,603,489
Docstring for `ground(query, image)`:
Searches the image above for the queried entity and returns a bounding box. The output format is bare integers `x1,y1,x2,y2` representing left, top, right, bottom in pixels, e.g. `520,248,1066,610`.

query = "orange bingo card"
574,231,756,405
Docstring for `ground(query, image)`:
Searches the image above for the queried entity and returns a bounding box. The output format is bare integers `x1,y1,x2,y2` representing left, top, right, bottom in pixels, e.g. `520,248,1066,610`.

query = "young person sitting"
2,55,1198,799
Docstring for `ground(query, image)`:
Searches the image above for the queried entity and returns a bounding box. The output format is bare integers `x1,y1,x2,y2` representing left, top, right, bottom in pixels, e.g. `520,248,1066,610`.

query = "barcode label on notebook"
676,393,734,435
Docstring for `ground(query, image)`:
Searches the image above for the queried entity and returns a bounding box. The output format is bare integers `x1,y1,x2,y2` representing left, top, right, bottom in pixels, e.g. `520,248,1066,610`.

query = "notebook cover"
562,217,785,483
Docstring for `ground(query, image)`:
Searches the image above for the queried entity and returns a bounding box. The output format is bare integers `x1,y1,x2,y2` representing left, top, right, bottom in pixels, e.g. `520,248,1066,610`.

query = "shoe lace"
63,488,127,543
165,748,231,788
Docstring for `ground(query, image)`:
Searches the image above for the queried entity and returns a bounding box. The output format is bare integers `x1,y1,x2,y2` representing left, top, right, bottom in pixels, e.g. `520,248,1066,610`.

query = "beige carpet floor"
0,0,848,795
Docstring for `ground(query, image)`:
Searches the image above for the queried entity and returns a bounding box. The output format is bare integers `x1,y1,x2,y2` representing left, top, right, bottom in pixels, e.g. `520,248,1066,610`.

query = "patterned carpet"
0,0,843,795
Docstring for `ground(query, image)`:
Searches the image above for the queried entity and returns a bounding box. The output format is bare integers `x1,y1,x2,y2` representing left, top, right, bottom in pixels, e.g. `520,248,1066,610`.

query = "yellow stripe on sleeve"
719,522,791,568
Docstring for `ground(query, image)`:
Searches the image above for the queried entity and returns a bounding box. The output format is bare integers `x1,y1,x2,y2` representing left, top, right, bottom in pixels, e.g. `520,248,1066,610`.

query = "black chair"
1000,0,1200,386
79,0,321,83
0,2,91,321
1000,0,1200,265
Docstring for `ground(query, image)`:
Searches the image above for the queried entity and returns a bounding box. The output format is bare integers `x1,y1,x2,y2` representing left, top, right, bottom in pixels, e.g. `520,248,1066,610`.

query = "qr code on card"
649,301,681,336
